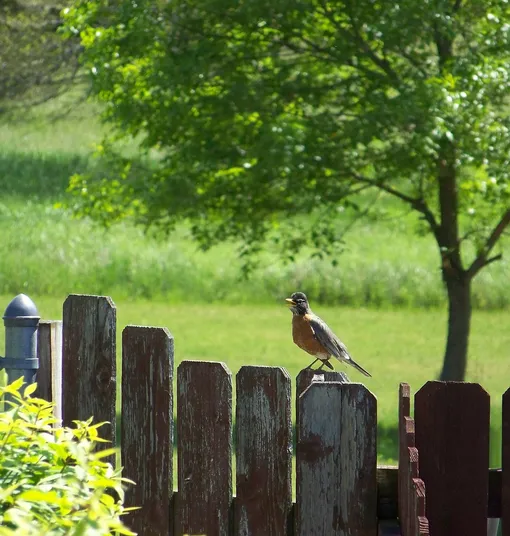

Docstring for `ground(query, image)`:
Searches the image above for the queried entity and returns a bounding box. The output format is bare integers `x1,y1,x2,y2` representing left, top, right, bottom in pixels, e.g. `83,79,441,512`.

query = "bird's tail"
347,358,371,378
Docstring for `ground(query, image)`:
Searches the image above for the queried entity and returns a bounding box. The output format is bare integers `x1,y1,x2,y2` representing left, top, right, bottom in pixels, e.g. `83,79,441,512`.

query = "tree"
63,0,510,380
0,1,82,113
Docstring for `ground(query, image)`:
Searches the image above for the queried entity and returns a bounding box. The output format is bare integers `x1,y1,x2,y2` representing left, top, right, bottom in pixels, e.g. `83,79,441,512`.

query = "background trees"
0,1,81,113
62,0,510,380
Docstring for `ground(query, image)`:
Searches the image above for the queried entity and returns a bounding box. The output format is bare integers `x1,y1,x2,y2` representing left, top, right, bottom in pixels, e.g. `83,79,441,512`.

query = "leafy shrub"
0,378,135,535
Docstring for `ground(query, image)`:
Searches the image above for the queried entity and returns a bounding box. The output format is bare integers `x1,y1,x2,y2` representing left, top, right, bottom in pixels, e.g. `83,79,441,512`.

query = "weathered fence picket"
62,294,117,463
121,326,174,536
176,361,232,535
295,368,348,429
296,382,377,535
415,382,490,536
296,368,349,398
235,366,292,535
35,320,62,421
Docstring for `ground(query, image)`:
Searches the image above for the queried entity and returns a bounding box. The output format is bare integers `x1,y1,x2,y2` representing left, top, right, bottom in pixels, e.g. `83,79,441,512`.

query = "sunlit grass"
0,196,507,309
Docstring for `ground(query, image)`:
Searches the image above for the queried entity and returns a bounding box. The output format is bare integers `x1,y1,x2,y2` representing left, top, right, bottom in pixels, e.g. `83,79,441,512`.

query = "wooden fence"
33,294,508,536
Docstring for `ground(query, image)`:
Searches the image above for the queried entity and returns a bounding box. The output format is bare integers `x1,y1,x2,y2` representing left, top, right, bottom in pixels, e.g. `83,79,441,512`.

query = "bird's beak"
285,298,296,306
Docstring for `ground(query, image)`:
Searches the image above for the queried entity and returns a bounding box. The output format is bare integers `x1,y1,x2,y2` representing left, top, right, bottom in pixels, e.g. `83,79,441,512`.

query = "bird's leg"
317,359,334,371
306,358,319,369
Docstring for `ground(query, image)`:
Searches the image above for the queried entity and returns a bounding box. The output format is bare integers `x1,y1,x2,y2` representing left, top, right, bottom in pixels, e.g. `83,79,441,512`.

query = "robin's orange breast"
292,315,329,358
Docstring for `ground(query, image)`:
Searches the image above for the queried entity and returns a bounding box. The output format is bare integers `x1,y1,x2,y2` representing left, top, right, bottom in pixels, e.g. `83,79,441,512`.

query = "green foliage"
62,0,510,267
0,378,134,535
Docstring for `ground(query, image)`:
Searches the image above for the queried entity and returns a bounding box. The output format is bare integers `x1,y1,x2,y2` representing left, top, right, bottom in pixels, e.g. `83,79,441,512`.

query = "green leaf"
22,383,37,398
92,447,118,460
17,489,70,507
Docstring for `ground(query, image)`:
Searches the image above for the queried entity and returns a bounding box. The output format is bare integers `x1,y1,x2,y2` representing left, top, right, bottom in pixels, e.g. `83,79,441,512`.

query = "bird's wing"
306,314,351,360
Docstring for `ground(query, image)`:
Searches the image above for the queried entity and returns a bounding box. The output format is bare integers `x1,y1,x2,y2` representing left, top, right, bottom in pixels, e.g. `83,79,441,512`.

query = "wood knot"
95,364,113,390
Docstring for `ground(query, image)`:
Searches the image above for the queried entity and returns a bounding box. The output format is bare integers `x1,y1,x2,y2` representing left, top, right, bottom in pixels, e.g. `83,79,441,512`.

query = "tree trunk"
439,272,471,381
433,15,471,381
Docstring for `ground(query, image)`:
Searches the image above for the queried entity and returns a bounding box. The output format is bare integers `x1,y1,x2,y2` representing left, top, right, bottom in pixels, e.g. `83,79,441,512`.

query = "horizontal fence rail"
2,294,508,535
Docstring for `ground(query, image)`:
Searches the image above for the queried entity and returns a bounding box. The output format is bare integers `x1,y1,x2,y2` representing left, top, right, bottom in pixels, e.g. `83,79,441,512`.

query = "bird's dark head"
285,291,310,315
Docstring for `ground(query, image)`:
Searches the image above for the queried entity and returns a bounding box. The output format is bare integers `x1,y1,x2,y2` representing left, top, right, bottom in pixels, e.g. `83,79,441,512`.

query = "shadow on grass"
378,424,399,464
0,152,90,200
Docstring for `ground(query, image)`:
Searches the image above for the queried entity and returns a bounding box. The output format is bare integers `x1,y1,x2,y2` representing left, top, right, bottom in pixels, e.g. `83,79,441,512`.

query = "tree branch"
339,188,382,235
277,38,339,64
485,208,510,252
467,208,510,278
395,47,428,78
482,254,503,268
350,173,440,238
351,173,415,203
342,1,402,86
317,0,401,86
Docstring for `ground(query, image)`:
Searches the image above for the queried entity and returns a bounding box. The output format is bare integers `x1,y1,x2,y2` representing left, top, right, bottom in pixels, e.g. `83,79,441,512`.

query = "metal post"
1,294,40,387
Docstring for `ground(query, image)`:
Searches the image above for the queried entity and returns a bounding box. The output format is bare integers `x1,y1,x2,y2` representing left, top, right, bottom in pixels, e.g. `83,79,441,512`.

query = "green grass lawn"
1,294,508,465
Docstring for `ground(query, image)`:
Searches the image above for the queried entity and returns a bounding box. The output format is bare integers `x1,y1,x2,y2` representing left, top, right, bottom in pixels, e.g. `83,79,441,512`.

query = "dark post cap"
3,294,40,327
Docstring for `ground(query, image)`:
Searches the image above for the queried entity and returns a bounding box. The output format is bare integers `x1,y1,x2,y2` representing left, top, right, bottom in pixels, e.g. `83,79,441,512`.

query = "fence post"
1,294,40,388
36,320,63,420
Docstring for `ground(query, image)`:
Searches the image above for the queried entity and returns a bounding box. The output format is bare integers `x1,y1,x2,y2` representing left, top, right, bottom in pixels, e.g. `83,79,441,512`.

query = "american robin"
285,291,371,377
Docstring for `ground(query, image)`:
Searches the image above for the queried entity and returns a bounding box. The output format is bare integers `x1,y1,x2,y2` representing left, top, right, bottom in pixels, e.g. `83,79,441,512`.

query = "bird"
285,291,371,377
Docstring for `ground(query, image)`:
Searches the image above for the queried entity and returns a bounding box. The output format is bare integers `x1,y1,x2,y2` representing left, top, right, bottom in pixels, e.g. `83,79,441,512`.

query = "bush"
0,378,135,535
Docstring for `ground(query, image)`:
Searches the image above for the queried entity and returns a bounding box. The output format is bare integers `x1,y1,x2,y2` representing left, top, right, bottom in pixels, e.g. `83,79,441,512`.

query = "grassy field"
0,96,509,309
0,294,508,465
0,94,509,466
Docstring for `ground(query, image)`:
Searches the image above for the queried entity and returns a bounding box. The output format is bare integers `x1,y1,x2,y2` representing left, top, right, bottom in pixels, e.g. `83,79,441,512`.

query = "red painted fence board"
412,478,429,536
398,383,412,536
503,388,510,536
403,446,419,536
296,381,377,535
415,381,489,536
121,326,174,536
176,360,232,535
235,366,292,535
